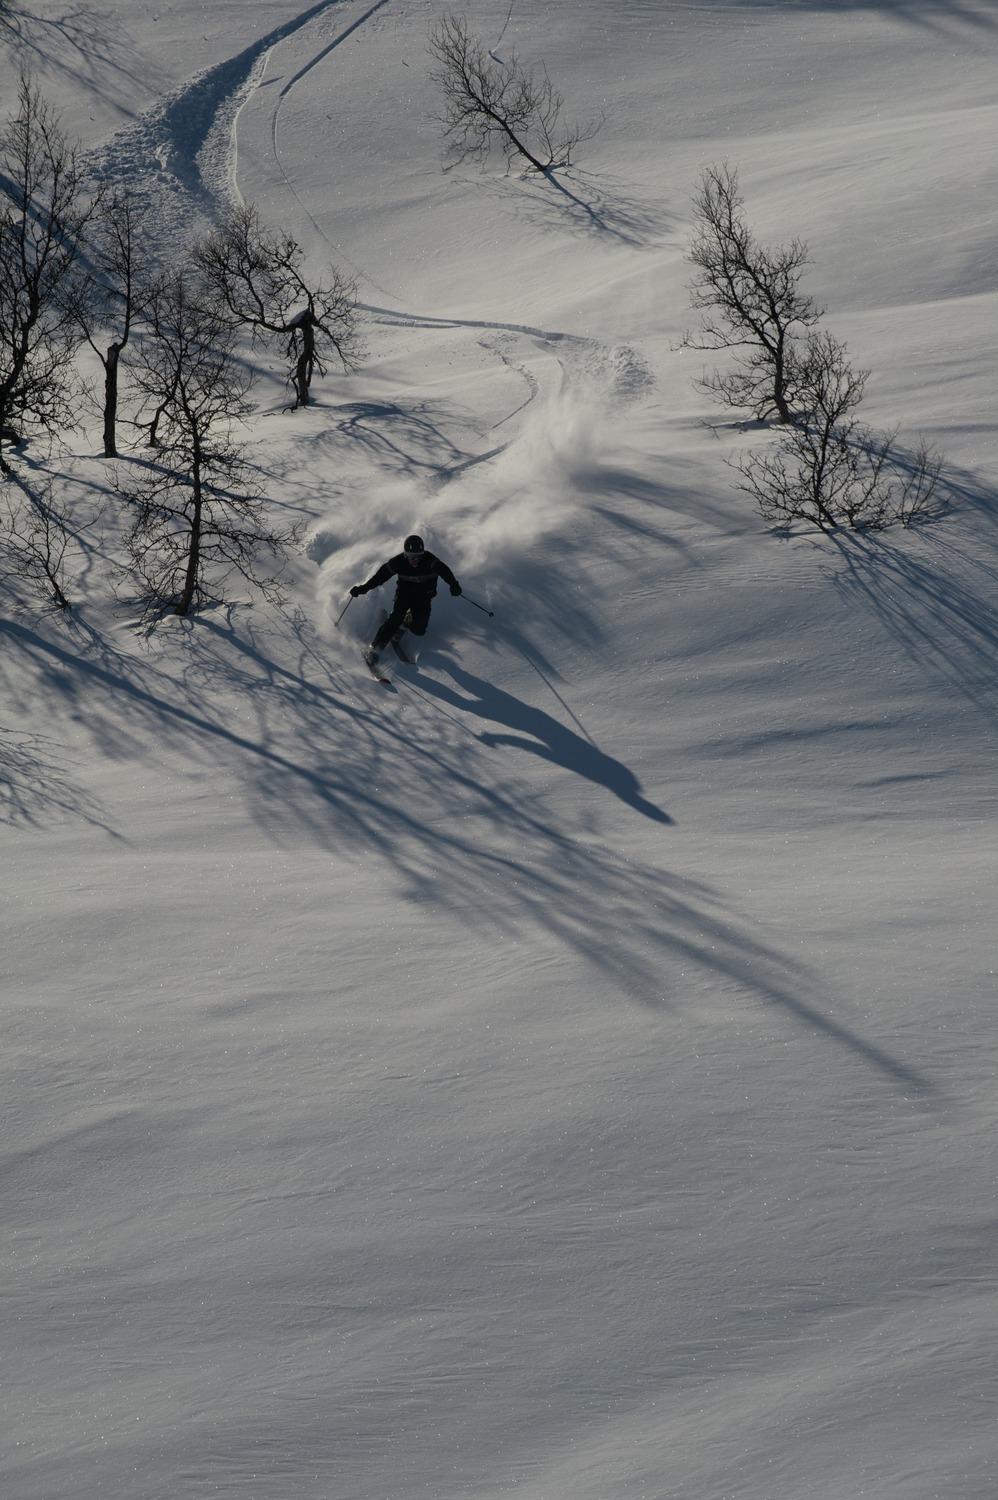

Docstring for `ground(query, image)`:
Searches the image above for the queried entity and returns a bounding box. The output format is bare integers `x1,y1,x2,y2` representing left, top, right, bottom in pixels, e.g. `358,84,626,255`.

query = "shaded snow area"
3,2,998,1497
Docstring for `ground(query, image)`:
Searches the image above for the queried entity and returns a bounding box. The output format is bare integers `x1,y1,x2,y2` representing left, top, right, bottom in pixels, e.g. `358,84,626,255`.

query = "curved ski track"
248,1,654,463
87,0,654,473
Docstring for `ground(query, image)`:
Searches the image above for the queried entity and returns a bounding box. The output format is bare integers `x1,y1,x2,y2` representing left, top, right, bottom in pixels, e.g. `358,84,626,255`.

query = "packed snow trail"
82,0,387,242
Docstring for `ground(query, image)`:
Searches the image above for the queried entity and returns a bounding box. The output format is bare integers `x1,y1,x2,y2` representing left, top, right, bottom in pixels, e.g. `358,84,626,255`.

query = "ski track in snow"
197,8,666,798
266,0,393,238
83,0,368,246
85,0,656,485
243,3,655,464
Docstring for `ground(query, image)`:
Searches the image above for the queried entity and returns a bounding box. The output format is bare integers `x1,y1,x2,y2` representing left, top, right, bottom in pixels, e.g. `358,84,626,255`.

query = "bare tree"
0,74,95,471
78,189,152,457
734,330,943,532
681,162,946,532
682,162,821,423
427,13,603,175
0,471,73,608
192,204,360,410
118,274,299,618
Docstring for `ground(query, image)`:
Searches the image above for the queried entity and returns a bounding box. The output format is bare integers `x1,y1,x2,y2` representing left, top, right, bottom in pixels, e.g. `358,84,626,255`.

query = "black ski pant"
372,593,432,650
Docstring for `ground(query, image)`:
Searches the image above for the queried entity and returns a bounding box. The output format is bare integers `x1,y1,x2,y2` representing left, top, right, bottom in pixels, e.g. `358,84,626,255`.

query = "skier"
350,535,462,664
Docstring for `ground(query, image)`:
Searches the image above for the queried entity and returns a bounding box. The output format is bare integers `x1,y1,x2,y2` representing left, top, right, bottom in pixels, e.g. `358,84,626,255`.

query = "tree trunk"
0,384,19,471
103,341,122,457
177,449,203,615
293,318,316,408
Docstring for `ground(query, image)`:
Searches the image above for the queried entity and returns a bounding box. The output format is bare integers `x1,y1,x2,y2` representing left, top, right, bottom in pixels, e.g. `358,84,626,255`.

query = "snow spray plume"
454,383,603,575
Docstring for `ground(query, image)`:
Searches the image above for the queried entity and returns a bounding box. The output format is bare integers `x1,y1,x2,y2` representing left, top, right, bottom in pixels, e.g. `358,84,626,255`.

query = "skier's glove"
450,582,462,596
350,585,365,597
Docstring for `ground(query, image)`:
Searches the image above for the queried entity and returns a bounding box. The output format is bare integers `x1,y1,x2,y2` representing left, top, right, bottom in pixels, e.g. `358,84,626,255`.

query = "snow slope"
2,2,997,1497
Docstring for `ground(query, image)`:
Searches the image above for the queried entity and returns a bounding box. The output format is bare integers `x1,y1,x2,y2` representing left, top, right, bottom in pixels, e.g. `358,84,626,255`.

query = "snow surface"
2,2,997,1496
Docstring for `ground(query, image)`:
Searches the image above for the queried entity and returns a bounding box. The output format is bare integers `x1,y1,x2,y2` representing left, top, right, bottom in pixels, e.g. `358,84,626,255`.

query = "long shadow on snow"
206,617,939,1098
328,400,490,481
261,627,942,1097
481,167,668,248
0,610,938,1098
0,725,119,834
690,0,995,34
410,654,673,826
0,3,151,106
826,511,998,723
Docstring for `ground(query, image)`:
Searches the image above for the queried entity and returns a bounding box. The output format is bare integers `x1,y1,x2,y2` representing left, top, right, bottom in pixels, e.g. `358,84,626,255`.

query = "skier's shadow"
415,658,673,825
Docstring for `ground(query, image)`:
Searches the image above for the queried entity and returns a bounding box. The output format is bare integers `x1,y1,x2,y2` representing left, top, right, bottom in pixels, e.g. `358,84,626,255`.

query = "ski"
361,648,392,687
380,607,414,665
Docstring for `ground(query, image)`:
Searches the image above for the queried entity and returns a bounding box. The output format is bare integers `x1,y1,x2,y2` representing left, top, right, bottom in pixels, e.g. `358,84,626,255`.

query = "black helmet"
403,534,425,555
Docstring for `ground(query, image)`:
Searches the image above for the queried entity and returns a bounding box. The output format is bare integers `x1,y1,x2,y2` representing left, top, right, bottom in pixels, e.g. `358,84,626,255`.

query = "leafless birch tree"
682,161,821,423
428,13,602,174
192,205,360,409
117,274,299,618
734,331,943,531
78,189,153,457
0,74,95,471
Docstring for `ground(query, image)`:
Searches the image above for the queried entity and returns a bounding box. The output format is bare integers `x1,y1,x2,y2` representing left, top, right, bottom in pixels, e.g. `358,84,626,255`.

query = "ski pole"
461,593,494,619
334,594,355,627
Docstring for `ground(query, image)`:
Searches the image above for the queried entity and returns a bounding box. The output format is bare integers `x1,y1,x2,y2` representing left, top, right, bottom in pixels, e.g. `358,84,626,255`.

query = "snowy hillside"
3,3,997,1498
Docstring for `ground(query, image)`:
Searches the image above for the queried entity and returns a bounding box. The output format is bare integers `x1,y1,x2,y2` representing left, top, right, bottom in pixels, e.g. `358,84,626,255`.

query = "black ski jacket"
360,550,459,599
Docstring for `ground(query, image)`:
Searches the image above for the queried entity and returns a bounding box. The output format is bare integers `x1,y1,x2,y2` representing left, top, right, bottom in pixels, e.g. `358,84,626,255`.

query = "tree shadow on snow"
824,478,998,723
0,4,153,109
820,0,996,34
0,724,119,835
0,607,940,1101
686,0,995,34
327,400,490,481
485,167,669,248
